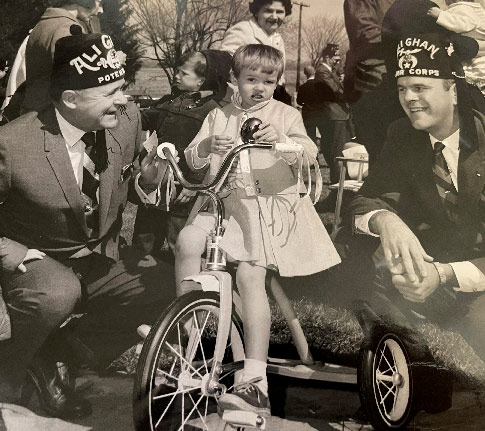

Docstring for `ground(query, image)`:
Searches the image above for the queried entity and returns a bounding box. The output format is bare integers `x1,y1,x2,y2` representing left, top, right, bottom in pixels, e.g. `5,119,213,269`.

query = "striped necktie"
81,132,100,230
432,141,458,221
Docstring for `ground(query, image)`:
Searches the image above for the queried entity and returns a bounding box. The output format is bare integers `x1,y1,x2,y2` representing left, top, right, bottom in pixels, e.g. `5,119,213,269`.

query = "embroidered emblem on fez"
446,43,454,57
52,31,125,90
393,35,452,79
398,48,421,70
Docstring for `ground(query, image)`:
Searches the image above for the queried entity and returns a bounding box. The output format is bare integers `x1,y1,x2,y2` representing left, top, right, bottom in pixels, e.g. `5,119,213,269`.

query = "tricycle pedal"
221,410,266,429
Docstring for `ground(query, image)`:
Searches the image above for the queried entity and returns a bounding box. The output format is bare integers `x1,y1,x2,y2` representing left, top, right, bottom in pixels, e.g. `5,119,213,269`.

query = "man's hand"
17,249,45,273
174,188,197,204
253,122,282,143
369,211,433,282
139,146,175,191
392,261,440,302
427,7,440,19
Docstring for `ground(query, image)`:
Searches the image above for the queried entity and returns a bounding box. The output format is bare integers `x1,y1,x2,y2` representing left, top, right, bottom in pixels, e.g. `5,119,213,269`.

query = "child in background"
175,44,341,415
428,0,485,96
133,50,231,257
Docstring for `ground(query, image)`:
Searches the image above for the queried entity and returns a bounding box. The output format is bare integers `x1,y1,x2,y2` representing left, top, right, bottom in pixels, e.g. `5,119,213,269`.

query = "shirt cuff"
135,173,161,205
450,262,485,292
354,210,390,236
190,141,211,170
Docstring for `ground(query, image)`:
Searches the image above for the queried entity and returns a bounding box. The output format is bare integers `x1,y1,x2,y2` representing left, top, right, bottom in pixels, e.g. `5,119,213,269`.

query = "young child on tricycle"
174,44,341,416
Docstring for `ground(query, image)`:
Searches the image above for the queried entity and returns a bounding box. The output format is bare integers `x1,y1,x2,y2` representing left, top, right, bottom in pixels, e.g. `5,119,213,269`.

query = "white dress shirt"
355,129,485,292
55,109,159,205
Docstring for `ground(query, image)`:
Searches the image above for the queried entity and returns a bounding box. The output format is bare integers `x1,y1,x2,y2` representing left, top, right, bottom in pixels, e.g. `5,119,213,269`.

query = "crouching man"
0,27,175,417
348,32,485,361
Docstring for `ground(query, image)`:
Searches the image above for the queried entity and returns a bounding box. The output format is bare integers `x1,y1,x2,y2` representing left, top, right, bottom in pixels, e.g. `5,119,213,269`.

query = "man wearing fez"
314,43,352,184
348,33,485,361
0,29,175,418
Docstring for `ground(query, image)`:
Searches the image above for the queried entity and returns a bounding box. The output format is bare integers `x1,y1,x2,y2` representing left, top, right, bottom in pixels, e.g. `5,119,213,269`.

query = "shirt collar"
249,17,280,41
55,108,87,148
429,128,460,152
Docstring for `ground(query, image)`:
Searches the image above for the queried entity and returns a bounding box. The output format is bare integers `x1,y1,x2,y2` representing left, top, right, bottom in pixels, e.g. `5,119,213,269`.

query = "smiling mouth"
252,94,264,100
409,107,426,113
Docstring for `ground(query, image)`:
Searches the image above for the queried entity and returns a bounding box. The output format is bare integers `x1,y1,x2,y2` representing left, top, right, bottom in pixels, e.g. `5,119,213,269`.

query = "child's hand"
18,249,45,273
174,188,197,204
427,7,440,19
200,135,234,156
253,122,281,143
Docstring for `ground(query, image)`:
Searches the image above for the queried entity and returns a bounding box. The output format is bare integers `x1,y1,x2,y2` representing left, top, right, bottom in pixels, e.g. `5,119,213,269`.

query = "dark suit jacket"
314,65,350,121
348,113,485,274
0,102,143,269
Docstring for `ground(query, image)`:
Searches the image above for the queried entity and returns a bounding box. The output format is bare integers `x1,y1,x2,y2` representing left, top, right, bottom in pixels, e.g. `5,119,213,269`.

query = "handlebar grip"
157,142,177,159
273,142,303,153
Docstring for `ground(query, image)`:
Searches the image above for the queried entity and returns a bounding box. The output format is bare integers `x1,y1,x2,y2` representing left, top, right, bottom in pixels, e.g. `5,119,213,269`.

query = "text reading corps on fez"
395,37,441,77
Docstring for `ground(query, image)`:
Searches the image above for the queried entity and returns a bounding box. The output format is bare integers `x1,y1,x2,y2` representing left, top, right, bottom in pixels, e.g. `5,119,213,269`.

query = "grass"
114,162,485,388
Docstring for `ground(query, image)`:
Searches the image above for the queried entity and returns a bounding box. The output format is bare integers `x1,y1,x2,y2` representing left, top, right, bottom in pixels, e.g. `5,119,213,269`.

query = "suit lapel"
42,109,89,235
457,116,485,217
98,129,122,231
407,129,450,223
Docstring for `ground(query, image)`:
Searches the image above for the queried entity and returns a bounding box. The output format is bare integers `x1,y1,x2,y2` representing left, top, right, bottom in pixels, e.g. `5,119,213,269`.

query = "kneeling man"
349,32,485,360
0,27,175,417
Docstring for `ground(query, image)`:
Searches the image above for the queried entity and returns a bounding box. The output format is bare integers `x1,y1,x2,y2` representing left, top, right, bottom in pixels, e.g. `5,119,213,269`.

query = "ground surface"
52,370,485,431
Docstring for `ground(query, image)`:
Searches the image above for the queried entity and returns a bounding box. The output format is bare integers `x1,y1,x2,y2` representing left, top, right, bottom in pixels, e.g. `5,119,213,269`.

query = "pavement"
13,370,484,431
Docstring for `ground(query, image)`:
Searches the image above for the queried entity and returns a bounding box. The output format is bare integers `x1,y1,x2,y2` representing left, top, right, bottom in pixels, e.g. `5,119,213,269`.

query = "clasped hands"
369,211,440,302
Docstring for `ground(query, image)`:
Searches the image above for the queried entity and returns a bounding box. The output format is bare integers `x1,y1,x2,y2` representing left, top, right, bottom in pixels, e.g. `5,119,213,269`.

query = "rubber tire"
358,333,416,431
133,291,244,431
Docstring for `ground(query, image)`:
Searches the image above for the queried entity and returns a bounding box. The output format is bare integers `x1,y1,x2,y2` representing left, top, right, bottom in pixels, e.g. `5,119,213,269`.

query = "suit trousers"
0,246,176,401
361,265,485,364
317,117,351,184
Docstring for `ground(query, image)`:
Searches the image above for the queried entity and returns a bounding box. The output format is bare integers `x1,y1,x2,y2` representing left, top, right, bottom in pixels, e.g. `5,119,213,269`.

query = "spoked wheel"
133,291,245,431
358,333,415,431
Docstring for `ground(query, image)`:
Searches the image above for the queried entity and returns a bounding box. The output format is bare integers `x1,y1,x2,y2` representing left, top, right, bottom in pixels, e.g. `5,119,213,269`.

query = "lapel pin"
477,173,482,177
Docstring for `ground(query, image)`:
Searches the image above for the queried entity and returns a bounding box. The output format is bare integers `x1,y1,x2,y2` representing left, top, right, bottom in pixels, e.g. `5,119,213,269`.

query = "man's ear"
61,90,78,110
451,82,457,105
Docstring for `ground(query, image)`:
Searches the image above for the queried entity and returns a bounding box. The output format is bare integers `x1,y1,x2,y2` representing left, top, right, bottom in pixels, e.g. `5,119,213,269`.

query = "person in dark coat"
296,65,319,142
347,32,485,363
314,44,352,183
22,0,101,113
133,50,232,257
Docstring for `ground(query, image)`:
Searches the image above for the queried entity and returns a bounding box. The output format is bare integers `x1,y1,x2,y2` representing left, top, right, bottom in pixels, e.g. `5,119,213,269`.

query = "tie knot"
434,141,445,154
81,132,96,148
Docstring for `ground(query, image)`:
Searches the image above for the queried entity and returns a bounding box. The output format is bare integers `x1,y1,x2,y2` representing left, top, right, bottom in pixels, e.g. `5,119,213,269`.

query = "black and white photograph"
1,0,485,429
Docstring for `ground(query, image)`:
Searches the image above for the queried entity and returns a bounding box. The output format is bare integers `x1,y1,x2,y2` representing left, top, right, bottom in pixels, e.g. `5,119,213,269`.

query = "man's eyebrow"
107,86,121,95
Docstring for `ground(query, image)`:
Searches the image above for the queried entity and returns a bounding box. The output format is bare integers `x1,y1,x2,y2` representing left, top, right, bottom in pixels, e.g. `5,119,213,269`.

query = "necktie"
432,141,458,221
81,132,100,230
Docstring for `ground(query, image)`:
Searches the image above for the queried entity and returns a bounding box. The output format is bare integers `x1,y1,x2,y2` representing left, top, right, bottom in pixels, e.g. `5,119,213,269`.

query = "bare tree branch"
302,14,348,68
129,0,248,84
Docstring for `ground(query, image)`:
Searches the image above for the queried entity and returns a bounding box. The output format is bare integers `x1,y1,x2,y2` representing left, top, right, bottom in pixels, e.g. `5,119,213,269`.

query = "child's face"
174,62,203,91
233,66,279,109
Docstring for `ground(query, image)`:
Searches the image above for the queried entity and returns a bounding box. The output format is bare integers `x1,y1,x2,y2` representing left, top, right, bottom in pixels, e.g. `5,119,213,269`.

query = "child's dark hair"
177,52,206,79
249,0,292,17
232,44,284,80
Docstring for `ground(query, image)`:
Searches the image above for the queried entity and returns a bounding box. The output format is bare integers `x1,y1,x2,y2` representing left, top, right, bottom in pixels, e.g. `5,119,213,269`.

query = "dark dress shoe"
21,360,92,419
